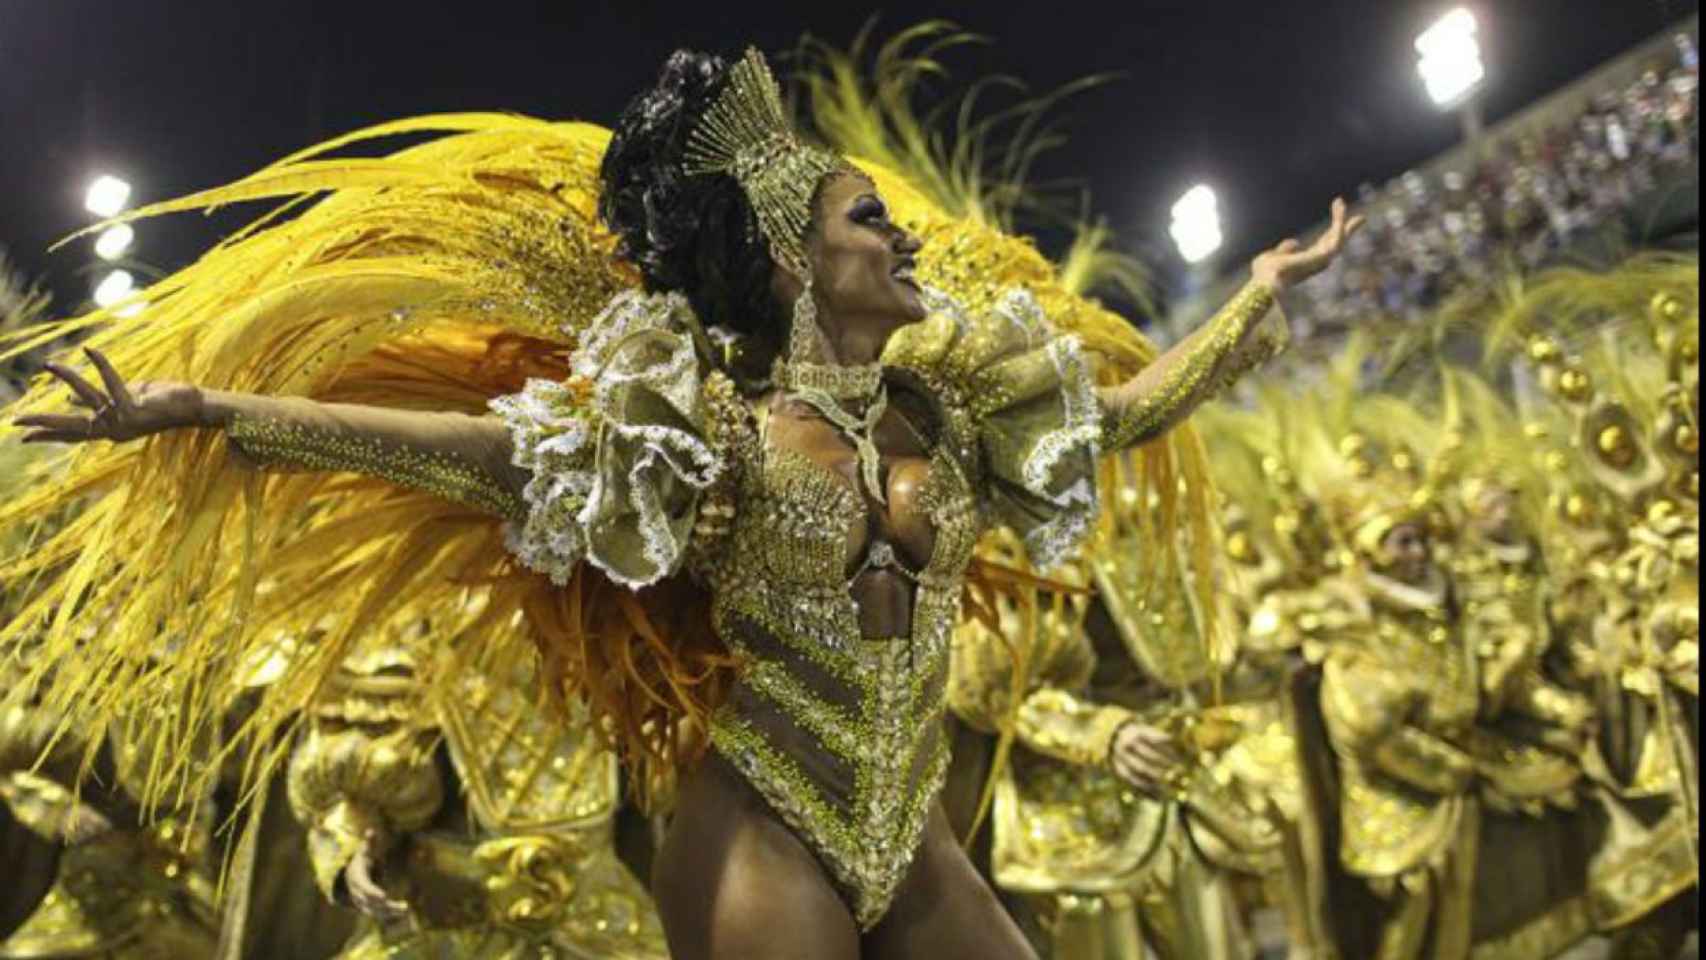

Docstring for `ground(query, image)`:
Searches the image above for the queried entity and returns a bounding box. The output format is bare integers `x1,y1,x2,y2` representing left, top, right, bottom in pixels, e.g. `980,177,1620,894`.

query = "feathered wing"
0,68,1225,819
0,115,656,812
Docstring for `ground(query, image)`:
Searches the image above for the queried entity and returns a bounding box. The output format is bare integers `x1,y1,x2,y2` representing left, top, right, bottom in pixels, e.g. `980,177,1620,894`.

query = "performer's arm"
287,723,443,909
1014,687,1136,769
201,391,528,519
15,348,530,519
1321,646,1475,795
1096,198,1364,451
1369,727,1477,795
1502,670,1595,732
1096,281,1284,450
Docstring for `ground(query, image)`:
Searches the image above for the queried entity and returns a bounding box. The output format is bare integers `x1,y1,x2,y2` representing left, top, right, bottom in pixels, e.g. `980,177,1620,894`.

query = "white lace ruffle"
994,288,1103,567
591,419,724,590
490,379,597,585
493,288,724,589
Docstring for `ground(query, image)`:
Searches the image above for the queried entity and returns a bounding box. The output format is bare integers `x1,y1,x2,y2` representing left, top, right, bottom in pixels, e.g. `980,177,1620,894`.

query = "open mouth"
892,258,920,289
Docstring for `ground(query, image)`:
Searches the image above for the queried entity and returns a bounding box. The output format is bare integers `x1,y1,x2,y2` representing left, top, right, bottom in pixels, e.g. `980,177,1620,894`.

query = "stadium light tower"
84,175,132,219
93,223,135,261
92,269,135,309
1416,7,1486,146
1169,184,1223,265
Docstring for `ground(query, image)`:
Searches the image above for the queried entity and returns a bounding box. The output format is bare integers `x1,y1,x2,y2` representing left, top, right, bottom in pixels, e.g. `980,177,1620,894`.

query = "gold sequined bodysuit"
220,281,1278,929
703,438,982,926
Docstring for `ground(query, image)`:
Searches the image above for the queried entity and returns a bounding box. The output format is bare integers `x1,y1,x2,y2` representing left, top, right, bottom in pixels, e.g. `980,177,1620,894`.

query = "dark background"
0,1,1696,319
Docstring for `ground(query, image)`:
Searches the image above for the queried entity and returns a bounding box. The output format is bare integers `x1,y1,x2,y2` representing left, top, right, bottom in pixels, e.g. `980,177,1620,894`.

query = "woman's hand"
1108,721,1184,797
13,348,205,444
344,828,411,922
1250,197,1365,292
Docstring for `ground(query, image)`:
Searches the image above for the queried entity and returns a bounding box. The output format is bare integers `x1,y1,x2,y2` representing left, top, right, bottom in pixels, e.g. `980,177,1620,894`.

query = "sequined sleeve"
216,393,529,521
1097,281,1284,451
1503,671,1594,730
1371,729,1477,795
884,287,1102,567
1015,688,1136,769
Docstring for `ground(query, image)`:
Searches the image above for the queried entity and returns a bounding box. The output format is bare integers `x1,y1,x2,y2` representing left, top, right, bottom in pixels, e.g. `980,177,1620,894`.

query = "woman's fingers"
20,429,91,444
1114,730,1183,788
346,854,407,919
1251,197,1362,290
1128,742,1182,774
13,412,89,430
84,348,135,410
41,362,108,410
1128,726,1183,763
346,830,410,921
1313,200,1348,257
1111,753,1160,793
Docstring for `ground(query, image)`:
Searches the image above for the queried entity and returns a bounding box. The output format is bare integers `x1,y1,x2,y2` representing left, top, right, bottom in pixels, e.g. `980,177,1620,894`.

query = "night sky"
1,1,1696,318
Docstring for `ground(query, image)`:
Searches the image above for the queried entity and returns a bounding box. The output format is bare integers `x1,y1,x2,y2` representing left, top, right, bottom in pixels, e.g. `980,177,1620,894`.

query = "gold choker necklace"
774,359,888,503
774,358,883,401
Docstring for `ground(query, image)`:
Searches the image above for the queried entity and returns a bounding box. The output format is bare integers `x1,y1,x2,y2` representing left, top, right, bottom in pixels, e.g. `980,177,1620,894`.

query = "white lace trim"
997,288,1102,568
589,420,724,590
571,289,692,379
490,379,596,585
494,289,723,589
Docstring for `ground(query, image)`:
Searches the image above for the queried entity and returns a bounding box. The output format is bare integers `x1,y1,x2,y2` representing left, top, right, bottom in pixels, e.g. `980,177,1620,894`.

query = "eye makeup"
849,194,888,225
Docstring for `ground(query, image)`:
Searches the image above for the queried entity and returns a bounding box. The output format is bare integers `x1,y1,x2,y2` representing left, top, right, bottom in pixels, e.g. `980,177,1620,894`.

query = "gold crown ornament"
685,48,888,498
683,48,851,287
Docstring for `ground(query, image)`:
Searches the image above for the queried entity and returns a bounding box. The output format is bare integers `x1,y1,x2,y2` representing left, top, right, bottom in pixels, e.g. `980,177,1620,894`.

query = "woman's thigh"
652,751,861,960
862,802,1039,960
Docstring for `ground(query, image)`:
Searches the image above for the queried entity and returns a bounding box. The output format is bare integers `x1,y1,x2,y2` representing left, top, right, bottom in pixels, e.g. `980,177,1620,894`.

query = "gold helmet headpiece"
1329,432,1436,564
684,47,882,449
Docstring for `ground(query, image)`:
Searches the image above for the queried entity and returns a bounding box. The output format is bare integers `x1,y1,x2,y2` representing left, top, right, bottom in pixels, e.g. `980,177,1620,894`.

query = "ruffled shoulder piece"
882,286,1101,567
490,289,725,588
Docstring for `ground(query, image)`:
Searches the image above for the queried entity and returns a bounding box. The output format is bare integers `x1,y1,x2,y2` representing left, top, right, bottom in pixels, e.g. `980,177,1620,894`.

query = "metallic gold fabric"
1098,282,1281,452
287,617,667,959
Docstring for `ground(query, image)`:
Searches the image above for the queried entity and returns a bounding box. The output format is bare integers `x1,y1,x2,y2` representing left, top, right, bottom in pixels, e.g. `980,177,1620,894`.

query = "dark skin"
16,169,1358,959
1380,522,1433,587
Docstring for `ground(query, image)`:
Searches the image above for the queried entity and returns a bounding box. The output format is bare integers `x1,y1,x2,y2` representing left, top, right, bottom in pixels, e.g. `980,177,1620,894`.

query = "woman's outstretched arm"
1097,197,1364,451
15,349,529,519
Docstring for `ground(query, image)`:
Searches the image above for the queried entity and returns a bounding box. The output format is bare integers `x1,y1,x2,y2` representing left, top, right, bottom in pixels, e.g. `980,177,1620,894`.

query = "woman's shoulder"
882,286,1086,410
491,288,739,588
885,285,1103,569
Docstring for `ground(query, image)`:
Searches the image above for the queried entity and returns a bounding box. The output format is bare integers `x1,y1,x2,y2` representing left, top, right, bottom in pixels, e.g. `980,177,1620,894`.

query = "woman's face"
1471,485,1515,539
1379,522,1432,584
774,172,925,357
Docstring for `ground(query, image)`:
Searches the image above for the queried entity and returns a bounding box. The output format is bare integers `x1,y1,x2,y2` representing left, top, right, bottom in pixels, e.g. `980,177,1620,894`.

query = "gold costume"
949,501,1298,960
218,263,1277,929
1494,275,1699,953
1280,420,1589,960
285,611,667,959
0,668,218,960
0,25,1291,937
